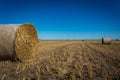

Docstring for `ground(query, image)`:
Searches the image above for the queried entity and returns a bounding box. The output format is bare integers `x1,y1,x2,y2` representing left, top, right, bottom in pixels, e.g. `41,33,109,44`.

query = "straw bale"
102,38,112,45
0,23,38,61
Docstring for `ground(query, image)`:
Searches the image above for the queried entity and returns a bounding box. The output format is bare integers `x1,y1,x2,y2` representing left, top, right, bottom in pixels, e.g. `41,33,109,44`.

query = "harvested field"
0,40,120,80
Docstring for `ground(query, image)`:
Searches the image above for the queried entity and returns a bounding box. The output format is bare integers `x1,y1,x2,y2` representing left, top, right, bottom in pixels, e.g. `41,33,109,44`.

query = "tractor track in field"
80,42,119,80
86,43,120,79
39,42,120,80
40,42,120,80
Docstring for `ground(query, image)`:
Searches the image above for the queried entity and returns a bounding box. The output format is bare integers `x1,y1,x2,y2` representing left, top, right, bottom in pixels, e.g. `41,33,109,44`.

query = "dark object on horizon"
116,39,119,41
102,38,112,45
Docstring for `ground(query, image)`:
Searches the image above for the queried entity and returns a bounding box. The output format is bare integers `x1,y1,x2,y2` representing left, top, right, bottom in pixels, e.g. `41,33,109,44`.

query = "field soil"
0,40,120,80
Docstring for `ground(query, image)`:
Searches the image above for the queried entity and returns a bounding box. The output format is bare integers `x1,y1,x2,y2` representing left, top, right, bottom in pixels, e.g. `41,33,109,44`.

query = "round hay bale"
102,38,112,45
0,23,38,61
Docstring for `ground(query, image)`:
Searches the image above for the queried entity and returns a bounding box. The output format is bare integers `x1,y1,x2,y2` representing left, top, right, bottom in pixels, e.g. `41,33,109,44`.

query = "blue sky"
0,0,120,40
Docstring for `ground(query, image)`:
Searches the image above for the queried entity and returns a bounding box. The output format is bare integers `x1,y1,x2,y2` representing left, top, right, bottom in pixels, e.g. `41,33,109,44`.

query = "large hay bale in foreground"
102,38,112,45
0,23,38,61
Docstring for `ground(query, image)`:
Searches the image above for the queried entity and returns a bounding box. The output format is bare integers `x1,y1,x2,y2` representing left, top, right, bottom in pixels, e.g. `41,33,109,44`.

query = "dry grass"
0,40,120,80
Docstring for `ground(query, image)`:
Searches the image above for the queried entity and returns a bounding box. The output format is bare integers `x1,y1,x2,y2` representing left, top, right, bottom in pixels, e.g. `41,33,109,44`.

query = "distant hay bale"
0,23,38,61
102,38,112,45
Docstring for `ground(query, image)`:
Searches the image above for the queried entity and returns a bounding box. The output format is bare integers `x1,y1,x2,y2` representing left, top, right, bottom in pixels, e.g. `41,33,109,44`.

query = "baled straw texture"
0,23,38,61
102,38,112,45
